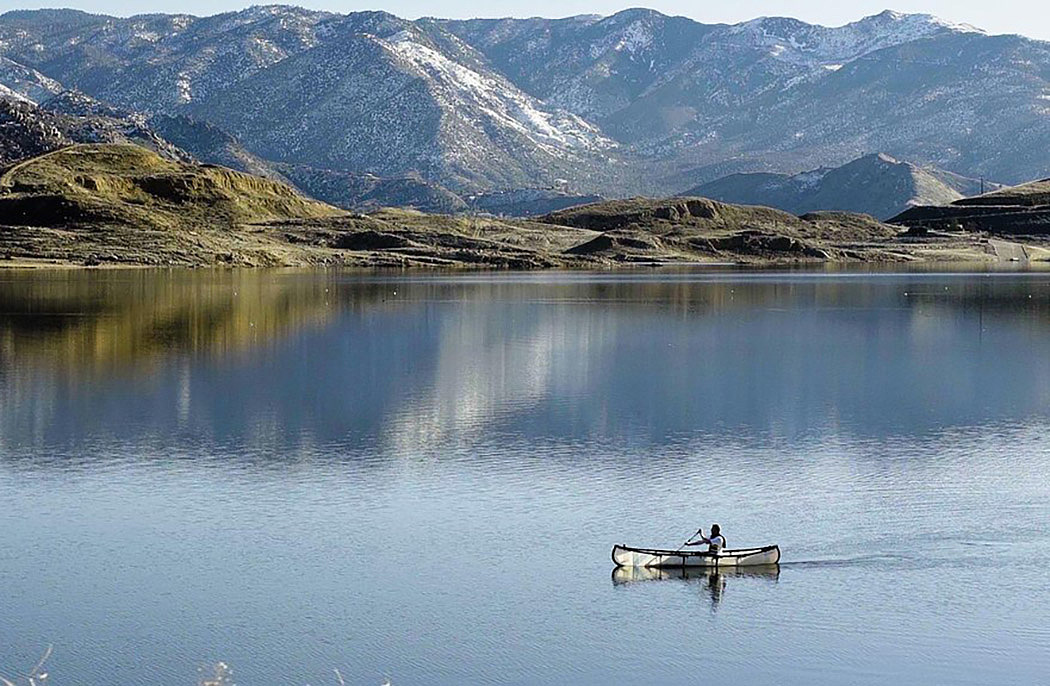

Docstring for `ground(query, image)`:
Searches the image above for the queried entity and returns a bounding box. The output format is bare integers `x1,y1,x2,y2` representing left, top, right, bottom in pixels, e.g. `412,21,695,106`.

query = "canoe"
612,543,780,568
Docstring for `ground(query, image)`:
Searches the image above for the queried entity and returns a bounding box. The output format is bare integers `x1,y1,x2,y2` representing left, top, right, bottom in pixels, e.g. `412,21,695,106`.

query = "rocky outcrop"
542,197,902,261
0,91,188,167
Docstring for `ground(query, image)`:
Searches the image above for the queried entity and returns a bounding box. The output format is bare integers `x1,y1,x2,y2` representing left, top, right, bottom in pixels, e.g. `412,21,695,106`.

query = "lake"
2,268,1049,685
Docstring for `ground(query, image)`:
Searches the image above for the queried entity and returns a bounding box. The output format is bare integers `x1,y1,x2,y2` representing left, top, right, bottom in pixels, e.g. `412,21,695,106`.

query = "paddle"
673,527,704,554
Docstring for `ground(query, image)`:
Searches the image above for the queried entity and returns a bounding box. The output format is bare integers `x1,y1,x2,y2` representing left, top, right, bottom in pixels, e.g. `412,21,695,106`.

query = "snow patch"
589,18,654,59
175,73,192,104
0,83,30,103
616,20,653,55
383,33,613,152
0,57,64,104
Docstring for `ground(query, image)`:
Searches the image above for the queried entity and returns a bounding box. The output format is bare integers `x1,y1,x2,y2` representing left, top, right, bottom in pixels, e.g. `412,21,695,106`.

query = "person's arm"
685,535,711,547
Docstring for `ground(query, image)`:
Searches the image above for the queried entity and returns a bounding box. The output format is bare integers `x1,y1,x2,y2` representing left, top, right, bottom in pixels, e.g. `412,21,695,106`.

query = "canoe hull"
612,544,780,568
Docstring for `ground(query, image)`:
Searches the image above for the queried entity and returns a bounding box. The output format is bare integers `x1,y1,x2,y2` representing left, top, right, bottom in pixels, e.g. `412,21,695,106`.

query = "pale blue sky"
1,0,1048,40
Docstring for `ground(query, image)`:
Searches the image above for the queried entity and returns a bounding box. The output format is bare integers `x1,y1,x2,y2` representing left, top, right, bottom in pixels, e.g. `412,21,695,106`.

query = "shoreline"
3,252,1048,272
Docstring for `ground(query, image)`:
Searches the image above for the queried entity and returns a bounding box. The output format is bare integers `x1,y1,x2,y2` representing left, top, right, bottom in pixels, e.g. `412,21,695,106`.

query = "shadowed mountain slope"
687,153,1002,219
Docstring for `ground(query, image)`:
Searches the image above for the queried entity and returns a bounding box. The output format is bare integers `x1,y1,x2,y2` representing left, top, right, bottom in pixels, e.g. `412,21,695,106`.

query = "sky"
1,0,1048,41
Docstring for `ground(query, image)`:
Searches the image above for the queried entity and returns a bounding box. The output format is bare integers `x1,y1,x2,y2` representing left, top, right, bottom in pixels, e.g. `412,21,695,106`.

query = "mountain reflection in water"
3,270,1050,454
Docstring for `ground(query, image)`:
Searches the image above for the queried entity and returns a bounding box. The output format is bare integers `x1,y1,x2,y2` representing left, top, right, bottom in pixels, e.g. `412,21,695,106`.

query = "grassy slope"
0,143,342,228
0,144,600,267
954,179,1050,207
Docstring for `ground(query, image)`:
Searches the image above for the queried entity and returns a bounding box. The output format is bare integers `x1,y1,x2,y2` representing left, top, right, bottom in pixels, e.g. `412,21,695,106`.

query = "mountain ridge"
688,153,1003,219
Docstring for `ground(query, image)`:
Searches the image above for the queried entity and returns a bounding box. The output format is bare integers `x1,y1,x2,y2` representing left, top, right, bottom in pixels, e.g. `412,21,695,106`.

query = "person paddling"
686,524,725,555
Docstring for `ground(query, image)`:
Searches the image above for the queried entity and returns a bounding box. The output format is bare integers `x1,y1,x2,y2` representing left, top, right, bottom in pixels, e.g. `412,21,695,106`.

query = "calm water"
2,268,1050,685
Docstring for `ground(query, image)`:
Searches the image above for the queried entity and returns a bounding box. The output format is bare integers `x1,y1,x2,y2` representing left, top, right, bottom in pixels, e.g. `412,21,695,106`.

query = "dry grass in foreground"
3,649,393,686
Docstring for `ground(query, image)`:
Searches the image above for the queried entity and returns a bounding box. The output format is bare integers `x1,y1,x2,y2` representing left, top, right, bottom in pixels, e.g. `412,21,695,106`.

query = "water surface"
2,269,1049,685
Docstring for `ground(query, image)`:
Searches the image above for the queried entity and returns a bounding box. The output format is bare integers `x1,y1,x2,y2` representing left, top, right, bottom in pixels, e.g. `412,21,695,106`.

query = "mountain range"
1,5,1049,208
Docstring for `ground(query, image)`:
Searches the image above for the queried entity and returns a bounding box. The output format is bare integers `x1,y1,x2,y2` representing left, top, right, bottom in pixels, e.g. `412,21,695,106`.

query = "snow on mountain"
0,5,341,111
382,30,611,154
590,12,656,57
0,56,63,103
1,6,1048,194
171,19,619,191
727,9,982,66
442,9,714,121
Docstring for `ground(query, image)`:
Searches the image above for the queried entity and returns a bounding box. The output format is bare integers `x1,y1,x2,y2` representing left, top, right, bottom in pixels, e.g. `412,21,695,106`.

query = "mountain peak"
857,152,903,165
236,4,317,19
855,9,984,34
604,7,662,23
731,15,811,35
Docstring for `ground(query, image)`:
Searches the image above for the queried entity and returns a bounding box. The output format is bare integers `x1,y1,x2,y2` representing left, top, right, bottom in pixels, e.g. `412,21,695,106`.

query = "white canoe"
612,543,780,568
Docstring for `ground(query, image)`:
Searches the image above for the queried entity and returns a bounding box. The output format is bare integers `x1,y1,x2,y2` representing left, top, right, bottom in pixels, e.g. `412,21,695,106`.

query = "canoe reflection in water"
612,564,780,609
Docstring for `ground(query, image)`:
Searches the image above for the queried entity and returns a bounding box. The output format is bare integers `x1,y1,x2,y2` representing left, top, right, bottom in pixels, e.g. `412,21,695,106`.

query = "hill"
687,153,1002,220
538,196,903,260
0,143,338,226
0,143,345,265
891,179,1050,238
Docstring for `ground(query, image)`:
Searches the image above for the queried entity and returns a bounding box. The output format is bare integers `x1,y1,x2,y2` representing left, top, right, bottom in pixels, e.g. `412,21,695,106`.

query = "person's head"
711,524,721,536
